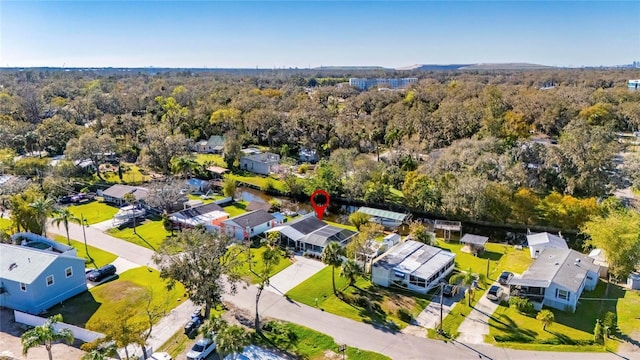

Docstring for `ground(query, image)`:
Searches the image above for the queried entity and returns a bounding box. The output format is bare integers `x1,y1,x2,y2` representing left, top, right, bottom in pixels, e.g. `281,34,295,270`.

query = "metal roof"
102,184,149,201
526,232,568,248
373,240,455,281
460,234,489,246
223,210,275,228
289,215,326,235
356,207,408,222
1,244,59,284
510,248,599,293
301,226,357,247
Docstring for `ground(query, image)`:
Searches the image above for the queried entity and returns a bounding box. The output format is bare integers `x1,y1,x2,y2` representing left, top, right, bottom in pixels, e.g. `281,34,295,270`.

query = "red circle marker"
310,189,330,221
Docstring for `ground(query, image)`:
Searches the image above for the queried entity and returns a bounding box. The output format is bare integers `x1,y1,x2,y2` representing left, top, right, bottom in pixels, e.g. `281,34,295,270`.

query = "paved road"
46,222,637,360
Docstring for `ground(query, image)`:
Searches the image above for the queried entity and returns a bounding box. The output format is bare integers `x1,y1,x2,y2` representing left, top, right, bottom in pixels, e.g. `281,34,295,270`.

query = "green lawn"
287,266,430,329
157,305,225,358
95,162,150,184
223,202,248,217
193,153,226,167
0,217,12,231
107,219,172,251
324,220,358,232
67,200,119,224
229,244,294,284
257,321,390,360
48,267,185,330
53,235,117,267
228,173,288,193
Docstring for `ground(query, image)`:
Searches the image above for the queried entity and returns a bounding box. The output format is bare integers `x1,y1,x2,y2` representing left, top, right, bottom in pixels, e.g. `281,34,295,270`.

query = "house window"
587,276,594,281
409,275,426,288
46,275,54,287
394,271,405,279
557,289,569,301
65,267,73,278
20,283,27,292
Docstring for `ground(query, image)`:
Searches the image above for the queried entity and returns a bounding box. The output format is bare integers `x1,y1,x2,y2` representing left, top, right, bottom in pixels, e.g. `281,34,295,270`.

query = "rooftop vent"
8,263,17,271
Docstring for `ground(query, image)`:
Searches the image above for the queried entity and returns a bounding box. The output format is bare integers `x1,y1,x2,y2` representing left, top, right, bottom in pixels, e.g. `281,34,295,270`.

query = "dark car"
498,271,514,285
487,285,503,301
184,309,204,335
442,284,458,297
86,264,117,282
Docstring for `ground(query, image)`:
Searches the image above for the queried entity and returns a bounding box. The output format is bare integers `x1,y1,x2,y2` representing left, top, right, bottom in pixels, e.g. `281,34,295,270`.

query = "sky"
1,1,639,68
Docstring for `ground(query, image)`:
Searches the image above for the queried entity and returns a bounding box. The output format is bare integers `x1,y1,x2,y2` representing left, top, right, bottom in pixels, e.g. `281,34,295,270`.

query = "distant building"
349,78,418,90
222,210,277,241
298,148,319,163
628,79,640,91
240,152,280,175
266,214,358,255
0,233,87,314
371,240,455,294
526,232,568,259
194,135,225,154
100,184,150,207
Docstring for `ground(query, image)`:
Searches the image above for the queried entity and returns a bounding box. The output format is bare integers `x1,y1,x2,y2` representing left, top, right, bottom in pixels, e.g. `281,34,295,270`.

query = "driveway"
265,255,326,295
403,286,464,336
456,283,503,344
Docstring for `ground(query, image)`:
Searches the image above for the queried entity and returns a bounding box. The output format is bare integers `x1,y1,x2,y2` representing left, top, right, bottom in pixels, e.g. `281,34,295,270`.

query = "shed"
434,220,462,241
628,273,640,290
206,166,229,179
460,234,489,256
356,207,409,229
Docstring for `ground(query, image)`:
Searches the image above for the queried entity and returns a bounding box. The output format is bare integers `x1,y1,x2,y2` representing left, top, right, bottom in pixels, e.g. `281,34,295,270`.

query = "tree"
223,133,242,169
222,174,237,199
21,314,74,360
122,192,138,234
340,258,362,287
449,268,483,306
94,306,146,360
51,207,79,245
145,179,186,213
345,222,383,263
321,241,344,295
170,155,198,178
536,309,555,330
594,319,605,345
581,208,640,281
253,233,281,332
402,171,441,212
409,221,435,245
29,195,56,236
216,324,249,360
348,212,370,231
153,229,242,318
64,131,116,180
142,287,168,341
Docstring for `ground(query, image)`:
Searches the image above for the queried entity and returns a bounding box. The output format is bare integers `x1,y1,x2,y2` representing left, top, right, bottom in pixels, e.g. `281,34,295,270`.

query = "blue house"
186,178,210,193
222,210,277,241
0,233,88,315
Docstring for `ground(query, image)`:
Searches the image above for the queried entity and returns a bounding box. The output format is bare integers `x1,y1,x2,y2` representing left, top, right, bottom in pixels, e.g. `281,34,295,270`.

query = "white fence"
14,310,105,343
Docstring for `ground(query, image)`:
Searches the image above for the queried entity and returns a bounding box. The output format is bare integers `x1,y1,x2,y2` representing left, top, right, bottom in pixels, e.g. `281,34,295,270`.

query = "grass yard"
193,153,226,167
229,244,294,284
228,173,288,193
107,219,172,251
53,235,117,267
257,321,390,360
223,202,248,217
67,200,119,224
324,220,358,232
157,305,225,358
48,267,185,330
95,162,150,184
0,217,12,231
287,266,430,329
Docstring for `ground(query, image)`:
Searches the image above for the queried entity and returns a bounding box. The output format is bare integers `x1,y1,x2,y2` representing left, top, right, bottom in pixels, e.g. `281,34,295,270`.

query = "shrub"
298,163,309,174
262,178,275,192
397,308,413,323
509,297,534,314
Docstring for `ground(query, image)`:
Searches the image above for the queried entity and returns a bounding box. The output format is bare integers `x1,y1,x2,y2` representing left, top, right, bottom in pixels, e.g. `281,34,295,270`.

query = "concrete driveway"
265,255,326,295
456,282,503,344
402,285,465,337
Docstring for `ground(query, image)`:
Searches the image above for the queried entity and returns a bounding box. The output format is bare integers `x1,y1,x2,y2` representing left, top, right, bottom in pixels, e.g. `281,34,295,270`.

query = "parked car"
149,352,172,360
498,271,514,285
184,309,204,335
442,284,458,297
486,285,503,301
85,264,117,282
186,337,216,360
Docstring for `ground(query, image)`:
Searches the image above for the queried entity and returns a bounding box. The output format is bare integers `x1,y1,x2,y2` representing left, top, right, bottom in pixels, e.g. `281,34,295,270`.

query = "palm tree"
449,268,483,306
536,309,555,331
322,241,344,295
29,196,56,236
51,207,79,245
340,258,362,287
21,314,74,360
170,156,198,179
216,325,249,360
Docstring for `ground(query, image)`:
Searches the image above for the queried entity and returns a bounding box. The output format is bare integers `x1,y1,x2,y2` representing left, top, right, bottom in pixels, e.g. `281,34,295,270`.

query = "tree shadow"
479,250,503,262
46,291,101,328
489,313,539,340
135,233,157,252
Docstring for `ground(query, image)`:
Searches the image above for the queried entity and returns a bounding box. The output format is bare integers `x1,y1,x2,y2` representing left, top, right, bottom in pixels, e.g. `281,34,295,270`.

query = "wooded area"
1,68,639,230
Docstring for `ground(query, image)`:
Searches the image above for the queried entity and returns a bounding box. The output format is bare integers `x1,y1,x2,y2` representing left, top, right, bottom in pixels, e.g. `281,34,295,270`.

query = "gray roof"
527,232,568,248
171,202,224,220
509,248,599,293
241,152,280,164
102,184,149,201
302,226,357,248
373,240,456,280
224,210,275,228
460,234,489,246
245,201,272,212
1,244,60,284
206,135,225,147
267,214,357,247
356,207,408,222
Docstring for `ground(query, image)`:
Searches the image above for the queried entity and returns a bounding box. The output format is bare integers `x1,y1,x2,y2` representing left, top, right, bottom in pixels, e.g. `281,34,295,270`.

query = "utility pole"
439,282,444,332
80,213,91,260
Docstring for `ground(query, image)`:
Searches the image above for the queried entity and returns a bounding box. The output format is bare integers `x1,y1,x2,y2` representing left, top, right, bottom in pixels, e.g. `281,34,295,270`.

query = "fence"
14,310,105,343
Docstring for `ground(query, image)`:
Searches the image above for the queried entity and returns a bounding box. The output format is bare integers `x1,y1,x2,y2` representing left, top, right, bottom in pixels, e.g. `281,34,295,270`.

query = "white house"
265,214,357,255
169,202,229,232
371,240,456,294
526,232,568,258
222,210,277,241
240,152,280,175
100,184,150,207
194,135,225,154
508,248,599,312
587,248,609,278
0,234,88,314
